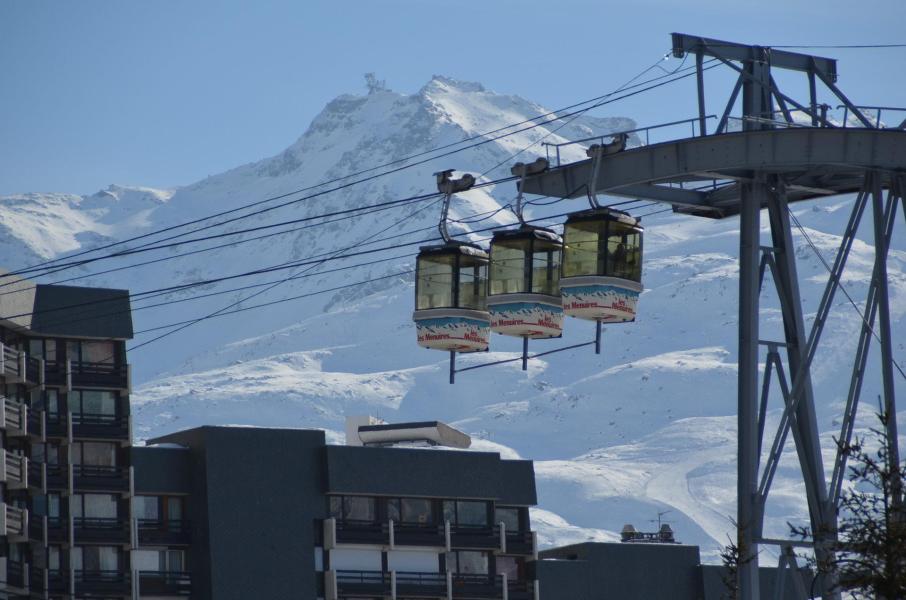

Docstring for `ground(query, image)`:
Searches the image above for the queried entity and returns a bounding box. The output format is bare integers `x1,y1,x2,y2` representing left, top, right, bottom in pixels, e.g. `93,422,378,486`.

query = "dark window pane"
401,498,432,524
531,242,560,296
496,556,521,579
167,497,183,520
495,507,521,531
562,221,602,277
450,551,488,574
416,255,454,309
456,501,488,526
457,255,488,310
387,498,401,523
82,341,115,364
77,442,116,466
490,239,528,295
343,496,375,521
79,391,117,415
328,497,343,519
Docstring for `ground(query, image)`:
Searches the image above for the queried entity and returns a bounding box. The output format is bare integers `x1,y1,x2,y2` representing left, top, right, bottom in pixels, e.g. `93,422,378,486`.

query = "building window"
133,549,185,572
28,338,57,362
447,551,489,575
329,496,376,522
30,389,60,414
496,556,523,579
135,495,185,524
72,494,118,519
72,546,120,571
48,546,61,571
72,442,117,466
69,390,118,416
494,507,522,531
67,340,116,364
387,498,434,525
443,500,489,527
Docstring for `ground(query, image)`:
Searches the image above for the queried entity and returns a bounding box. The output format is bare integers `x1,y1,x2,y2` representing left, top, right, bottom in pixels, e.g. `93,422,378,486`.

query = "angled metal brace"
813,69,875,128
716,73,744,134
829,176,899,504
770,75,795,125
706,48,836,128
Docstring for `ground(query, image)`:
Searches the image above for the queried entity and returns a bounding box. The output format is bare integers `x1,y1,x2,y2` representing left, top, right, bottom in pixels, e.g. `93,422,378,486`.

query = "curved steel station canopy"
520,128,906,218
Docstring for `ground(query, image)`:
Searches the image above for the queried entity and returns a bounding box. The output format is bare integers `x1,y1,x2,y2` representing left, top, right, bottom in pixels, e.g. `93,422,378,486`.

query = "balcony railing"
44,360,66,387
26,515,68,546
327,571,531,600
137,571,192,596
333,570,391,596
137,519,191,546
47,570,68,595
44,412,68,439
70,361,129,390
325,518,534,554
73,517,130,544
25,356,41,387
0,504,28,541
1,397,27,436
1,558,27,591
449,524,500,550
72,412,129,440
73,464,129,492
74,570,131,597
0,450,27,489
396,571,448,597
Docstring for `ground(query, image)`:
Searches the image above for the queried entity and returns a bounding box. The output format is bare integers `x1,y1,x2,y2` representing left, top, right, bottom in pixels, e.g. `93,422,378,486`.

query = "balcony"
44,412,68,439
137,571,192,596
0,450,27,489
325,518,533,552
137,519,191,546
1,344,40,386
73,464,130,492
32,462,70,493
326,571,534,600
0,504,28,542
70,361,129,391
1,397,27,437
330,570,391,598
72,412,129,440
26,514,69,546
73,517,130,545
0,558,28,593
74,570,131,597
503,529,536,556
45,569,69,595
450,525,500,551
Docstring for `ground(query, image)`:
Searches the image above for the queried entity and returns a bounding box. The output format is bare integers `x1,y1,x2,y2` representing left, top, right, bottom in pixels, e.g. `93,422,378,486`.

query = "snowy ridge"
3,76,905,559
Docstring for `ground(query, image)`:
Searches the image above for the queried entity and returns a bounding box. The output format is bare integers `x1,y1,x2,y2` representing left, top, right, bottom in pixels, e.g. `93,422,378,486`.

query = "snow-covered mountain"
3,76,904,562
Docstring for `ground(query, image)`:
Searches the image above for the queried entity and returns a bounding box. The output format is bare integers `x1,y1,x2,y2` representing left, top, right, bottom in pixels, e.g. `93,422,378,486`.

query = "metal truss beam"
671,33,838,77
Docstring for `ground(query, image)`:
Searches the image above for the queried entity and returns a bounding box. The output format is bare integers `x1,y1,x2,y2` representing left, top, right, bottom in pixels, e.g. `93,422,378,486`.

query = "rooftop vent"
345,416,471,449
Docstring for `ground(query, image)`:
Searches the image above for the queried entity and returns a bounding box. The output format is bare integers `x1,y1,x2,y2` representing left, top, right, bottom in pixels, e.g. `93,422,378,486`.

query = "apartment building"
0,281,135,599
133,422,539,600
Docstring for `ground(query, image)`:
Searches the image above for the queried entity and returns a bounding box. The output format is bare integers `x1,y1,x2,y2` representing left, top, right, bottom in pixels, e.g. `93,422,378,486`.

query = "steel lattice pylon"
517,33,906,600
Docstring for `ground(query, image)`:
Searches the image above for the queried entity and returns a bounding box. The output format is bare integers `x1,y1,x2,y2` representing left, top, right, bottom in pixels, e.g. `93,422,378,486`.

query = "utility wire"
0,59,719,288
4,56,711,283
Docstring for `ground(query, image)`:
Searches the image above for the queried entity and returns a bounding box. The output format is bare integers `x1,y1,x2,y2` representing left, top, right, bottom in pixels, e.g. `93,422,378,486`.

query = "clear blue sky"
2,0,904,195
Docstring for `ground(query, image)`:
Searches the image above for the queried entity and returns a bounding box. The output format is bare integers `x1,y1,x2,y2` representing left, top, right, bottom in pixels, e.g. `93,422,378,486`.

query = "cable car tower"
512,34,906,600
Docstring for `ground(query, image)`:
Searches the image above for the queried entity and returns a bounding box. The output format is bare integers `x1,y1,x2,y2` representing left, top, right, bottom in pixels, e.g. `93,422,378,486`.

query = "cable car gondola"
485,158,564,339
488,226,563,340
560,207,643,322
413,171,491,352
